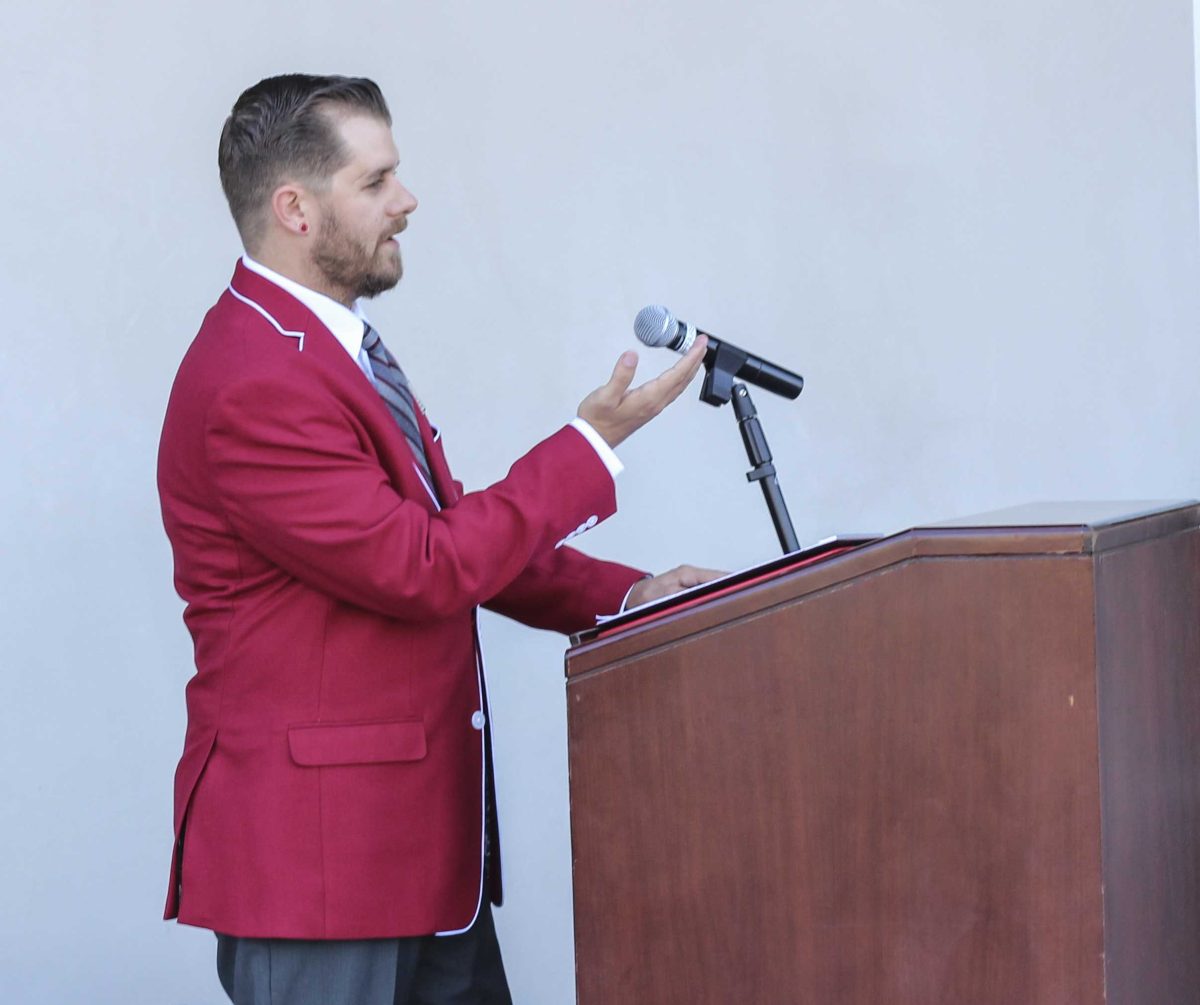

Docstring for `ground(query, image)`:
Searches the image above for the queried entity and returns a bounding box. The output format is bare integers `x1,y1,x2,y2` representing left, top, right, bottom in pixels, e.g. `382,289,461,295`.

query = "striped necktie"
361,323,434,487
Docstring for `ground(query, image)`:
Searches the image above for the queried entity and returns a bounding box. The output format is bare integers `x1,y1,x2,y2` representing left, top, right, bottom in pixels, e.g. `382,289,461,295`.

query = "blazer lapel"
414,406,460,506
226,261,445,514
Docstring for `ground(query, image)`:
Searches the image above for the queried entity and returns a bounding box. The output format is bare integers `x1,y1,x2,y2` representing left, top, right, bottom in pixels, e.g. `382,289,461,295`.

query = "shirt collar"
241,254,369,360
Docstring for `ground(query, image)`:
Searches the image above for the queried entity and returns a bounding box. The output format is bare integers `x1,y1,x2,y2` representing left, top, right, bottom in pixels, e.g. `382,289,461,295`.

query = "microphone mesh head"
633,304,676,347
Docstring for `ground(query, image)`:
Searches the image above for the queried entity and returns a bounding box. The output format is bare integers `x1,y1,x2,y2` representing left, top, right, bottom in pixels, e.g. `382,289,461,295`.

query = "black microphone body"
633,306,804,401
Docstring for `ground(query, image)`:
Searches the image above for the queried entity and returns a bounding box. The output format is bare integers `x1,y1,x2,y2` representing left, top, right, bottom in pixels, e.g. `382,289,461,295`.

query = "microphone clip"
699,342,750,407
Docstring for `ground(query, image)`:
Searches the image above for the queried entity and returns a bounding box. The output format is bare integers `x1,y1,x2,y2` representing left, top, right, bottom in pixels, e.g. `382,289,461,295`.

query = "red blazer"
158,261,643,939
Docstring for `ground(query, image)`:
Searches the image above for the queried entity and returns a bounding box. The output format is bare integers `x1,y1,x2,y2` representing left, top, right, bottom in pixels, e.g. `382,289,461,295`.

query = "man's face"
310,113,417,302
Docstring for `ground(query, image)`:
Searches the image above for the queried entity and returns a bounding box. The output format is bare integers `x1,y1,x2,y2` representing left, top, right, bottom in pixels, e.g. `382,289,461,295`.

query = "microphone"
633,305,804,401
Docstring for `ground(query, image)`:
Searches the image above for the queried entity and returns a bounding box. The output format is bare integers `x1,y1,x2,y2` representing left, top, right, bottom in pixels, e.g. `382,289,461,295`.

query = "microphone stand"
699,344,801,555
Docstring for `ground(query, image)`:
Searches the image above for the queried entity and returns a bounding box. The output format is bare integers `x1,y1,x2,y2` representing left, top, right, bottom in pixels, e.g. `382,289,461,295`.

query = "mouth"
379,220,407,255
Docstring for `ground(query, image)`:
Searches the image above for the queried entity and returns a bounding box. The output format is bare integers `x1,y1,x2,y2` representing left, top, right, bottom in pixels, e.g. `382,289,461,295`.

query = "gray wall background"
2,1,1198,1002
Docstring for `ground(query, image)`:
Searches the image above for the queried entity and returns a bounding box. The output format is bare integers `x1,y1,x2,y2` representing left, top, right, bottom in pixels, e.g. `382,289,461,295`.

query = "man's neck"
248,246,354,308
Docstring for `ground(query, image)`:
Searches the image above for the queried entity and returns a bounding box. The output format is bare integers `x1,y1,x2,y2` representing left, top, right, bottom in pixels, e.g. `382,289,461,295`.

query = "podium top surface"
922,500,1196,530
566,500,1199,670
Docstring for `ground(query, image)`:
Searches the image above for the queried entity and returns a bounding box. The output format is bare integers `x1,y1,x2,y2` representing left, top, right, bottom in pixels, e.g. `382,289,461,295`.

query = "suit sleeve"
483,545,646,635
204,375,617,621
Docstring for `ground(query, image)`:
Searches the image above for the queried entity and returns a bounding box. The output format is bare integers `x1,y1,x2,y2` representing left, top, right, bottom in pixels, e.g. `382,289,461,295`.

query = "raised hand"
577,337,708,448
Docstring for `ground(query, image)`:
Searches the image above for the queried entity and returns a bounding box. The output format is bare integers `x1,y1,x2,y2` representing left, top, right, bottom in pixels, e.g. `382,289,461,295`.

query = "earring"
300,223,309,234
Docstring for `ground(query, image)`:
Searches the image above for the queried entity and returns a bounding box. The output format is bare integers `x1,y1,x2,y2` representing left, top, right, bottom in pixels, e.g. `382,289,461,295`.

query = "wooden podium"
565,502,1200,1004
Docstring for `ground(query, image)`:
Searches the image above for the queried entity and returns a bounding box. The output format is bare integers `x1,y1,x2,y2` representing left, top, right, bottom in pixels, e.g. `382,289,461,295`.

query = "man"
158,73,714,1004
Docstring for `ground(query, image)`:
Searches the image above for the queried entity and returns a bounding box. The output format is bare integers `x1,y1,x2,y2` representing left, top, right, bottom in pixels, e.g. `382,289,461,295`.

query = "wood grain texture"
567,506,1200,1005
1095,527,1200,1003
570,557,1103,1003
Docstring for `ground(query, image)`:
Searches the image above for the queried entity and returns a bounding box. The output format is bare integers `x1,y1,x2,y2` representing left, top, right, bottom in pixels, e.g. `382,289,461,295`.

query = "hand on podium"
627,565,725,609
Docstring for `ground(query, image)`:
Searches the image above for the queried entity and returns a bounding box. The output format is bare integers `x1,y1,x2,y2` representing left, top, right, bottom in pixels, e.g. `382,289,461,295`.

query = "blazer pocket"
288,719,427,766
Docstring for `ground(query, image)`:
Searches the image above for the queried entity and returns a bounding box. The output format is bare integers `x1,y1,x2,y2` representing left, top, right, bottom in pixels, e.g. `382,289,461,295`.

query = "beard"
311,206,403,301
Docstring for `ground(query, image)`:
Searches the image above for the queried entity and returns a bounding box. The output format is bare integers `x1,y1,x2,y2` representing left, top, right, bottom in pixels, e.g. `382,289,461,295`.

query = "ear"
270,183,313,237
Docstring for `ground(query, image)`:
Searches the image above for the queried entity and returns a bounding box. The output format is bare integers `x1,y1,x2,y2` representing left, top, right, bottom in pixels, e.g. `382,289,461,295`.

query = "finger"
601,351,638,401
627,341,708,412
657,336,707,387
675,565,725,588
663,336,708,388
678,334,708,373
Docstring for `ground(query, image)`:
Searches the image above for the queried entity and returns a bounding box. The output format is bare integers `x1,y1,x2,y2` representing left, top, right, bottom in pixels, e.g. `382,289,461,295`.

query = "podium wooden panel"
565,502,1200,1004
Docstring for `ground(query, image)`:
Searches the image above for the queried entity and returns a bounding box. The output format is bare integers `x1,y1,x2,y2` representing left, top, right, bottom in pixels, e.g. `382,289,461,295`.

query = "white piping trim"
227,285,305,350
414,463,441,511
435,609,489,937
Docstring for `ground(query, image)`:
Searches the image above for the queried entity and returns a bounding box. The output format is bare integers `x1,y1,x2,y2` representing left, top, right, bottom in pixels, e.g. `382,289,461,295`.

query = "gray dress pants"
215,901,512,1005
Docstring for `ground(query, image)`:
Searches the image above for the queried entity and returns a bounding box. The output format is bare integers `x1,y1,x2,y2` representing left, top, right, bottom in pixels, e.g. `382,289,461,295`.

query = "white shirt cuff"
569,418,623,480
595,576,652,623
618,580,644,613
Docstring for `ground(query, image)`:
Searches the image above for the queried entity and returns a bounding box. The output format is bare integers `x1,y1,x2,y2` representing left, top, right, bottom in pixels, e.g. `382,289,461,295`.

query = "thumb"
601,351,638,401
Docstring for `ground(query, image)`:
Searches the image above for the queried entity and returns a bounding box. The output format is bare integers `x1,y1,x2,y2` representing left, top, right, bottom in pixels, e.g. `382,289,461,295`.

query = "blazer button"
471,710,486,730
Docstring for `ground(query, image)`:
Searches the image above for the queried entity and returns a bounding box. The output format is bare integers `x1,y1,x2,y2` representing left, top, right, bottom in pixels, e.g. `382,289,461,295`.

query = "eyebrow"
361,161,399,184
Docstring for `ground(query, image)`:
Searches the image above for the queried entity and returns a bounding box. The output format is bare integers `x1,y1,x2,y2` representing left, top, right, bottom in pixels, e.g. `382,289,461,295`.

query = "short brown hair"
217,74,391,249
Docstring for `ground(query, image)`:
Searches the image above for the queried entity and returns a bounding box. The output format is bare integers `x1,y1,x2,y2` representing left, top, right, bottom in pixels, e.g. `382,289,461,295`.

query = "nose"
390,179,418,217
